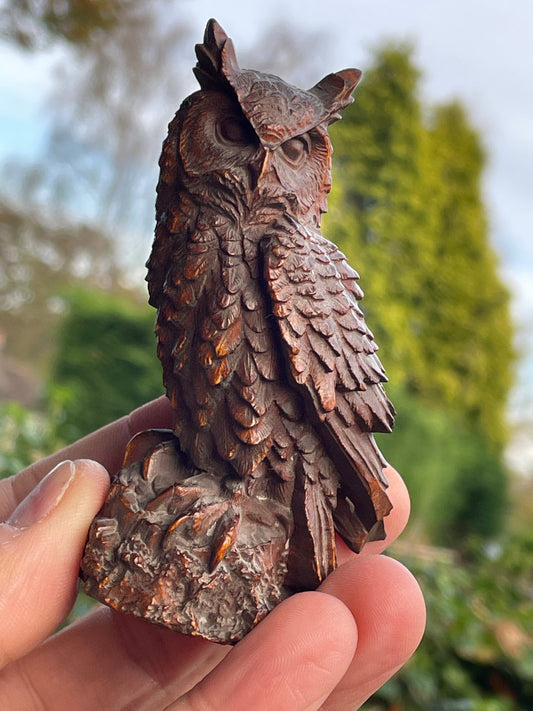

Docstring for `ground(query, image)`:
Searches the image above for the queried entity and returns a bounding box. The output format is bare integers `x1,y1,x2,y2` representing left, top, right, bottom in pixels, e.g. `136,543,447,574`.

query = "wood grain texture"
81,18,394,643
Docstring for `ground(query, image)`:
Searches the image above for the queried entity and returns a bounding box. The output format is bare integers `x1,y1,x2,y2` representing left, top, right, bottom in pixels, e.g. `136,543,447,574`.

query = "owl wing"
263,220,394,551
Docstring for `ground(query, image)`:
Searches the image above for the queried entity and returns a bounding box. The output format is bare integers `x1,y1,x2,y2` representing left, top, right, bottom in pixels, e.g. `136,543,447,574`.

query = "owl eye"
218,116,257,146
281,134,310,167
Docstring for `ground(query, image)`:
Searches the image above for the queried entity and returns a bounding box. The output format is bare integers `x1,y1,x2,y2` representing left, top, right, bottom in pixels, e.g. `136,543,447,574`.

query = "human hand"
0,396,425,710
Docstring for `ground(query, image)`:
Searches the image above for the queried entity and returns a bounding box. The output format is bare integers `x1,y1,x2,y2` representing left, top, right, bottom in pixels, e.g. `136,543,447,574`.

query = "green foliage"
377,386,508,547
47,287,163,442
326,45,431,383
420,103,514,445
0,199,119,373
0,400,64,478
365,534,533,710
326,44,514,447
0,0,143,48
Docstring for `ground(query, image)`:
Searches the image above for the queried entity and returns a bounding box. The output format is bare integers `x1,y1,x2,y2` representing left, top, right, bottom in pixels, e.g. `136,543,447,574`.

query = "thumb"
0,459,109,669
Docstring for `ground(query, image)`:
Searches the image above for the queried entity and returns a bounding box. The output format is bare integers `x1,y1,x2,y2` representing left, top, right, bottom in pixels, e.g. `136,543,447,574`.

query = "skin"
0,396,425,710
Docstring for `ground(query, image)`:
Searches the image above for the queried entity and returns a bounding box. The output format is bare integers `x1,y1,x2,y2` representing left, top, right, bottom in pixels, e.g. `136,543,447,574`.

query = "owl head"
156,19,361,228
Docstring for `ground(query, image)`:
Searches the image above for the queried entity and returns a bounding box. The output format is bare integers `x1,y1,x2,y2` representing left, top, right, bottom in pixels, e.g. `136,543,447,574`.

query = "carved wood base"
80,431,292,644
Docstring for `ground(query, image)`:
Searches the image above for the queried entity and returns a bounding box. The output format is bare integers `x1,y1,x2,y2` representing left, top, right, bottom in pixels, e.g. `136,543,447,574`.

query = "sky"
1,0,532,466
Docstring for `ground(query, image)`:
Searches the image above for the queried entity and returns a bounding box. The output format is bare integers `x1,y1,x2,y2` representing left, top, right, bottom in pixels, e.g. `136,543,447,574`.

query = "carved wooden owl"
81,19,394,644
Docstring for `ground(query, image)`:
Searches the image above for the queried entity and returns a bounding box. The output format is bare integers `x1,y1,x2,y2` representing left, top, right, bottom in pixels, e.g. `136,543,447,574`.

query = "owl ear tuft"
194,18,240,90
310,68,362,122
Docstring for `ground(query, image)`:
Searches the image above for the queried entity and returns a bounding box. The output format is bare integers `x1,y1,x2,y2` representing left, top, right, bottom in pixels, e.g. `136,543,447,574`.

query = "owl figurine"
81,19,395,644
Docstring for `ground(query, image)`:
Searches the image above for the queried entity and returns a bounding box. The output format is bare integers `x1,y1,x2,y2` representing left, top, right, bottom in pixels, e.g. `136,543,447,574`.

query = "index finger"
335,466,411,564
0,396,172,520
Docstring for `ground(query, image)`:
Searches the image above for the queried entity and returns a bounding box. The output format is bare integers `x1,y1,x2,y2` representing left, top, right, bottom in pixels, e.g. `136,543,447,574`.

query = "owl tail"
284,467,337,591
81,430,293,644
281,423,339,591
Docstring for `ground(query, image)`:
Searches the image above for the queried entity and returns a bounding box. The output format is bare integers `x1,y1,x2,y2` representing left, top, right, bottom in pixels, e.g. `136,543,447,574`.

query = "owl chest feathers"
152,195,393,496
154,204,299,482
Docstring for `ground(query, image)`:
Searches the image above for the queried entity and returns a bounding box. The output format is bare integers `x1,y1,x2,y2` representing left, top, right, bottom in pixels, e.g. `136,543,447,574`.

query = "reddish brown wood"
81,18,394,644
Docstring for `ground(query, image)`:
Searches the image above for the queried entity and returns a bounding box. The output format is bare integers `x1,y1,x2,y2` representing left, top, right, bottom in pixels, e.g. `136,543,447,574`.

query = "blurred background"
0,1,531,708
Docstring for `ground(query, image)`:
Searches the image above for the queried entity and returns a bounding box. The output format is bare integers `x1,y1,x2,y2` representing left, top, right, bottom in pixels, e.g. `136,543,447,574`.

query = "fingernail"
8,461,76,529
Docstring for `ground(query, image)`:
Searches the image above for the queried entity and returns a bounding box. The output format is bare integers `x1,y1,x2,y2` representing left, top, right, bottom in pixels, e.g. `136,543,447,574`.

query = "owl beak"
256,150,272,187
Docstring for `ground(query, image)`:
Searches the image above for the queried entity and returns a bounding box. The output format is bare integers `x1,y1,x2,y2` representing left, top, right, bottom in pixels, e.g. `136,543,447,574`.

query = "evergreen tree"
327,44,433,387
326,44,514,448
422,102,514,444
